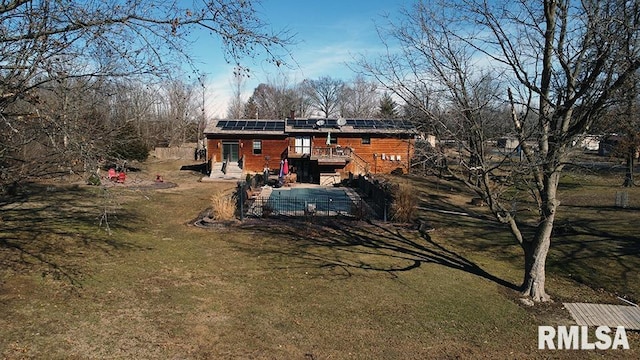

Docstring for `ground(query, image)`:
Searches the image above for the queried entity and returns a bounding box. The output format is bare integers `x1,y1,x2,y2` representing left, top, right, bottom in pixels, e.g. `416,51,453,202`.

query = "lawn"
0,159,638,359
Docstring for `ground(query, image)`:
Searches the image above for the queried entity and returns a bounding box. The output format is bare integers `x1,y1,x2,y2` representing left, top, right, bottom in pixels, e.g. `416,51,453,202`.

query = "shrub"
261,204,274,218
391,182,417,222
106,123,149,162
210,190,236,221
350,200,371,220
87,173,101,186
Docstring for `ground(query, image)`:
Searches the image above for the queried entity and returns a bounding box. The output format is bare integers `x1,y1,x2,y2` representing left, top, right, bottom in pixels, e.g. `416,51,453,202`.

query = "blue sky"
188,0,411,118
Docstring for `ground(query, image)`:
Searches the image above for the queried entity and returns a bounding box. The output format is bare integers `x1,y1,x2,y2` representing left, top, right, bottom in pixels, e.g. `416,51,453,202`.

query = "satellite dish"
316,119,325,126
336,117,347,127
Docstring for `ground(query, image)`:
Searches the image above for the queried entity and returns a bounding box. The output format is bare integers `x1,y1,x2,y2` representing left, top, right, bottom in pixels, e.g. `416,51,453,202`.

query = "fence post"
383,196,388,222
238,181,245,221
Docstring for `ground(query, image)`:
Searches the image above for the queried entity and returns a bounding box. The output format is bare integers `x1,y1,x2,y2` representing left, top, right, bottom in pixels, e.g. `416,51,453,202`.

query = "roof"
204,118,416,136
203,120,285,136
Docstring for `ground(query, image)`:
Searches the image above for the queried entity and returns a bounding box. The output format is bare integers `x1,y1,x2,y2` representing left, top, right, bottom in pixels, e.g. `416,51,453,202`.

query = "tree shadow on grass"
0,183,145,287
239,218,519,291
455,213,640,301
548,218,640,300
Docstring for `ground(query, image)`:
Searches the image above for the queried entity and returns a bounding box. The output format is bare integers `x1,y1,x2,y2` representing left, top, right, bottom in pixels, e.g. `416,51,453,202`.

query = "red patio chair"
108,168,117,181
117,172,126,183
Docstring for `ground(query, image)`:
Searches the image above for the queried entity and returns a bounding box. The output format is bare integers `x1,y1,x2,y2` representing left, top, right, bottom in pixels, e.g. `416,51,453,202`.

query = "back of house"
203,117,416,184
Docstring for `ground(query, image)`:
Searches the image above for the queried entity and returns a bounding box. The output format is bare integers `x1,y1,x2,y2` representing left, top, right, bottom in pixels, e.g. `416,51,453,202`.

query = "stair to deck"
207,161,244,180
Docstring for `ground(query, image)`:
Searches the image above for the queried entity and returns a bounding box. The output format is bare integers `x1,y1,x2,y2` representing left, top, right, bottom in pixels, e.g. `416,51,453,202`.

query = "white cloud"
199,31,391,120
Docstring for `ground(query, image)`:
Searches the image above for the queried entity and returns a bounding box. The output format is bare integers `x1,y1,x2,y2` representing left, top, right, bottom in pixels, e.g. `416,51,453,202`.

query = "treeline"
226,75,403,120
0,0,292,191
2,75,206,186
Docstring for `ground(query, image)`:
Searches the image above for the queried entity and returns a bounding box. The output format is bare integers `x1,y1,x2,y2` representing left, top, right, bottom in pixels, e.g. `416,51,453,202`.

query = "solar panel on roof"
290,119,315,128
223,121,283,131
219,118,411,132
377,120,392,129
352,119,370,129
348,119,414,130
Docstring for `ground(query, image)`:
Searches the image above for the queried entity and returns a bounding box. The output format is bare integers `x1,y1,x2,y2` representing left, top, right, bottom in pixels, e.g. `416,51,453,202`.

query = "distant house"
579,135,601,151
598,134,622,156
497,137,520,150
203,117,416,184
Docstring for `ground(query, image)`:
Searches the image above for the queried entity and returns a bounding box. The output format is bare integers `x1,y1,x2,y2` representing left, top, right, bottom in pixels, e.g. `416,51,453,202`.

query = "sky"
187,0,412,119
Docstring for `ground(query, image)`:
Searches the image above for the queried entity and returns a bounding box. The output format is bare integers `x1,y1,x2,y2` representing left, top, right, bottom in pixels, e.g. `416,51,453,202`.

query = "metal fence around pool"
245,197,373,218
237,174,392,220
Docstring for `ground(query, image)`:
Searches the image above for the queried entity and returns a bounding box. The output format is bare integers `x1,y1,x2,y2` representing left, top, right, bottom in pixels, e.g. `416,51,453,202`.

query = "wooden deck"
564,303,640,330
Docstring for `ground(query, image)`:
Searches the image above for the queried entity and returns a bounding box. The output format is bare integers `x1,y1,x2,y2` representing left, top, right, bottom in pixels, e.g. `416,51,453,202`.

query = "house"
579,135,601,152
598,134,624,156
203,117,416,183
497,137,520,150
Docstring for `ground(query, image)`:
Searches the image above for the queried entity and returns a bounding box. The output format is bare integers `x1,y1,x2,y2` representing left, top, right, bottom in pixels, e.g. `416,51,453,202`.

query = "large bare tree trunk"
623,148,636,187
521,172,560,302
521,231,552,302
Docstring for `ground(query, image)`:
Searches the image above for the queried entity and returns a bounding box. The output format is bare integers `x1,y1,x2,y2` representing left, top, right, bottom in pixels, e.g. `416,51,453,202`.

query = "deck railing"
286,145,352,158
312,146,352,158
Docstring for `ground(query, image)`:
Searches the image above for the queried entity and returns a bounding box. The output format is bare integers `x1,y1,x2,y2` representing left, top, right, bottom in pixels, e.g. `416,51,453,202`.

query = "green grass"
0,160,638,359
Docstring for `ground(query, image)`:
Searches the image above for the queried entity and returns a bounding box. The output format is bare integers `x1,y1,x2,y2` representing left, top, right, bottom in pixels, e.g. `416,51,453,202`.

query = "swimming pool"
266,187,355,215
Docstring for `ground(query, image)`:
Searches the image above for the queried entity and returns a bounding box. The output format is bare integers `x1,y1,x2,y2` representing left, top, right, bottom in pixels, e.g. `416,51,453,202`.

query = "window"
253,140,262,155
295,136,311,155
361,135,371,145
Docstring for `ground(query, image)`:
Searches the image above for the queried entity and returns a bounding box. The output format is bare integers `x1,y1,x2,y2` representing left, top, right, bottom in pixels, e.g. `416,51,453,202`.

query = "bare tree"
245,75,299,119
291,81,314,118
607,2,640,187
160,79,199,147
303,76,345,118
0,0,293,191
359,0,640,302
226,68,247,119
600,73,640,187
110,81,162,149
619,77,639,187
341,75,379,118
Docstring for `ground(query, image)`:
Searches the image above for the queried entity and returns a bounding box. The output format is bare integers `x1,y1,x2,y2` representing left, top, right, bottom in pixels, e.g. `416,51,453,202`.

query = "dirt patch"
93,177,177,190
126,181,178,191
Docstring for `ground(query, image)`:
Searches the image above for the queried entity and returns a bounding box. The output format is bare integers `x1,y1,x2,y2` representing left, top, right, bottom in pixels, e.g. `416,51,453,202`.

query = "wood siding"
206,133,414,175
206,136,288,172
335,135,414,175
242,138,289,172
